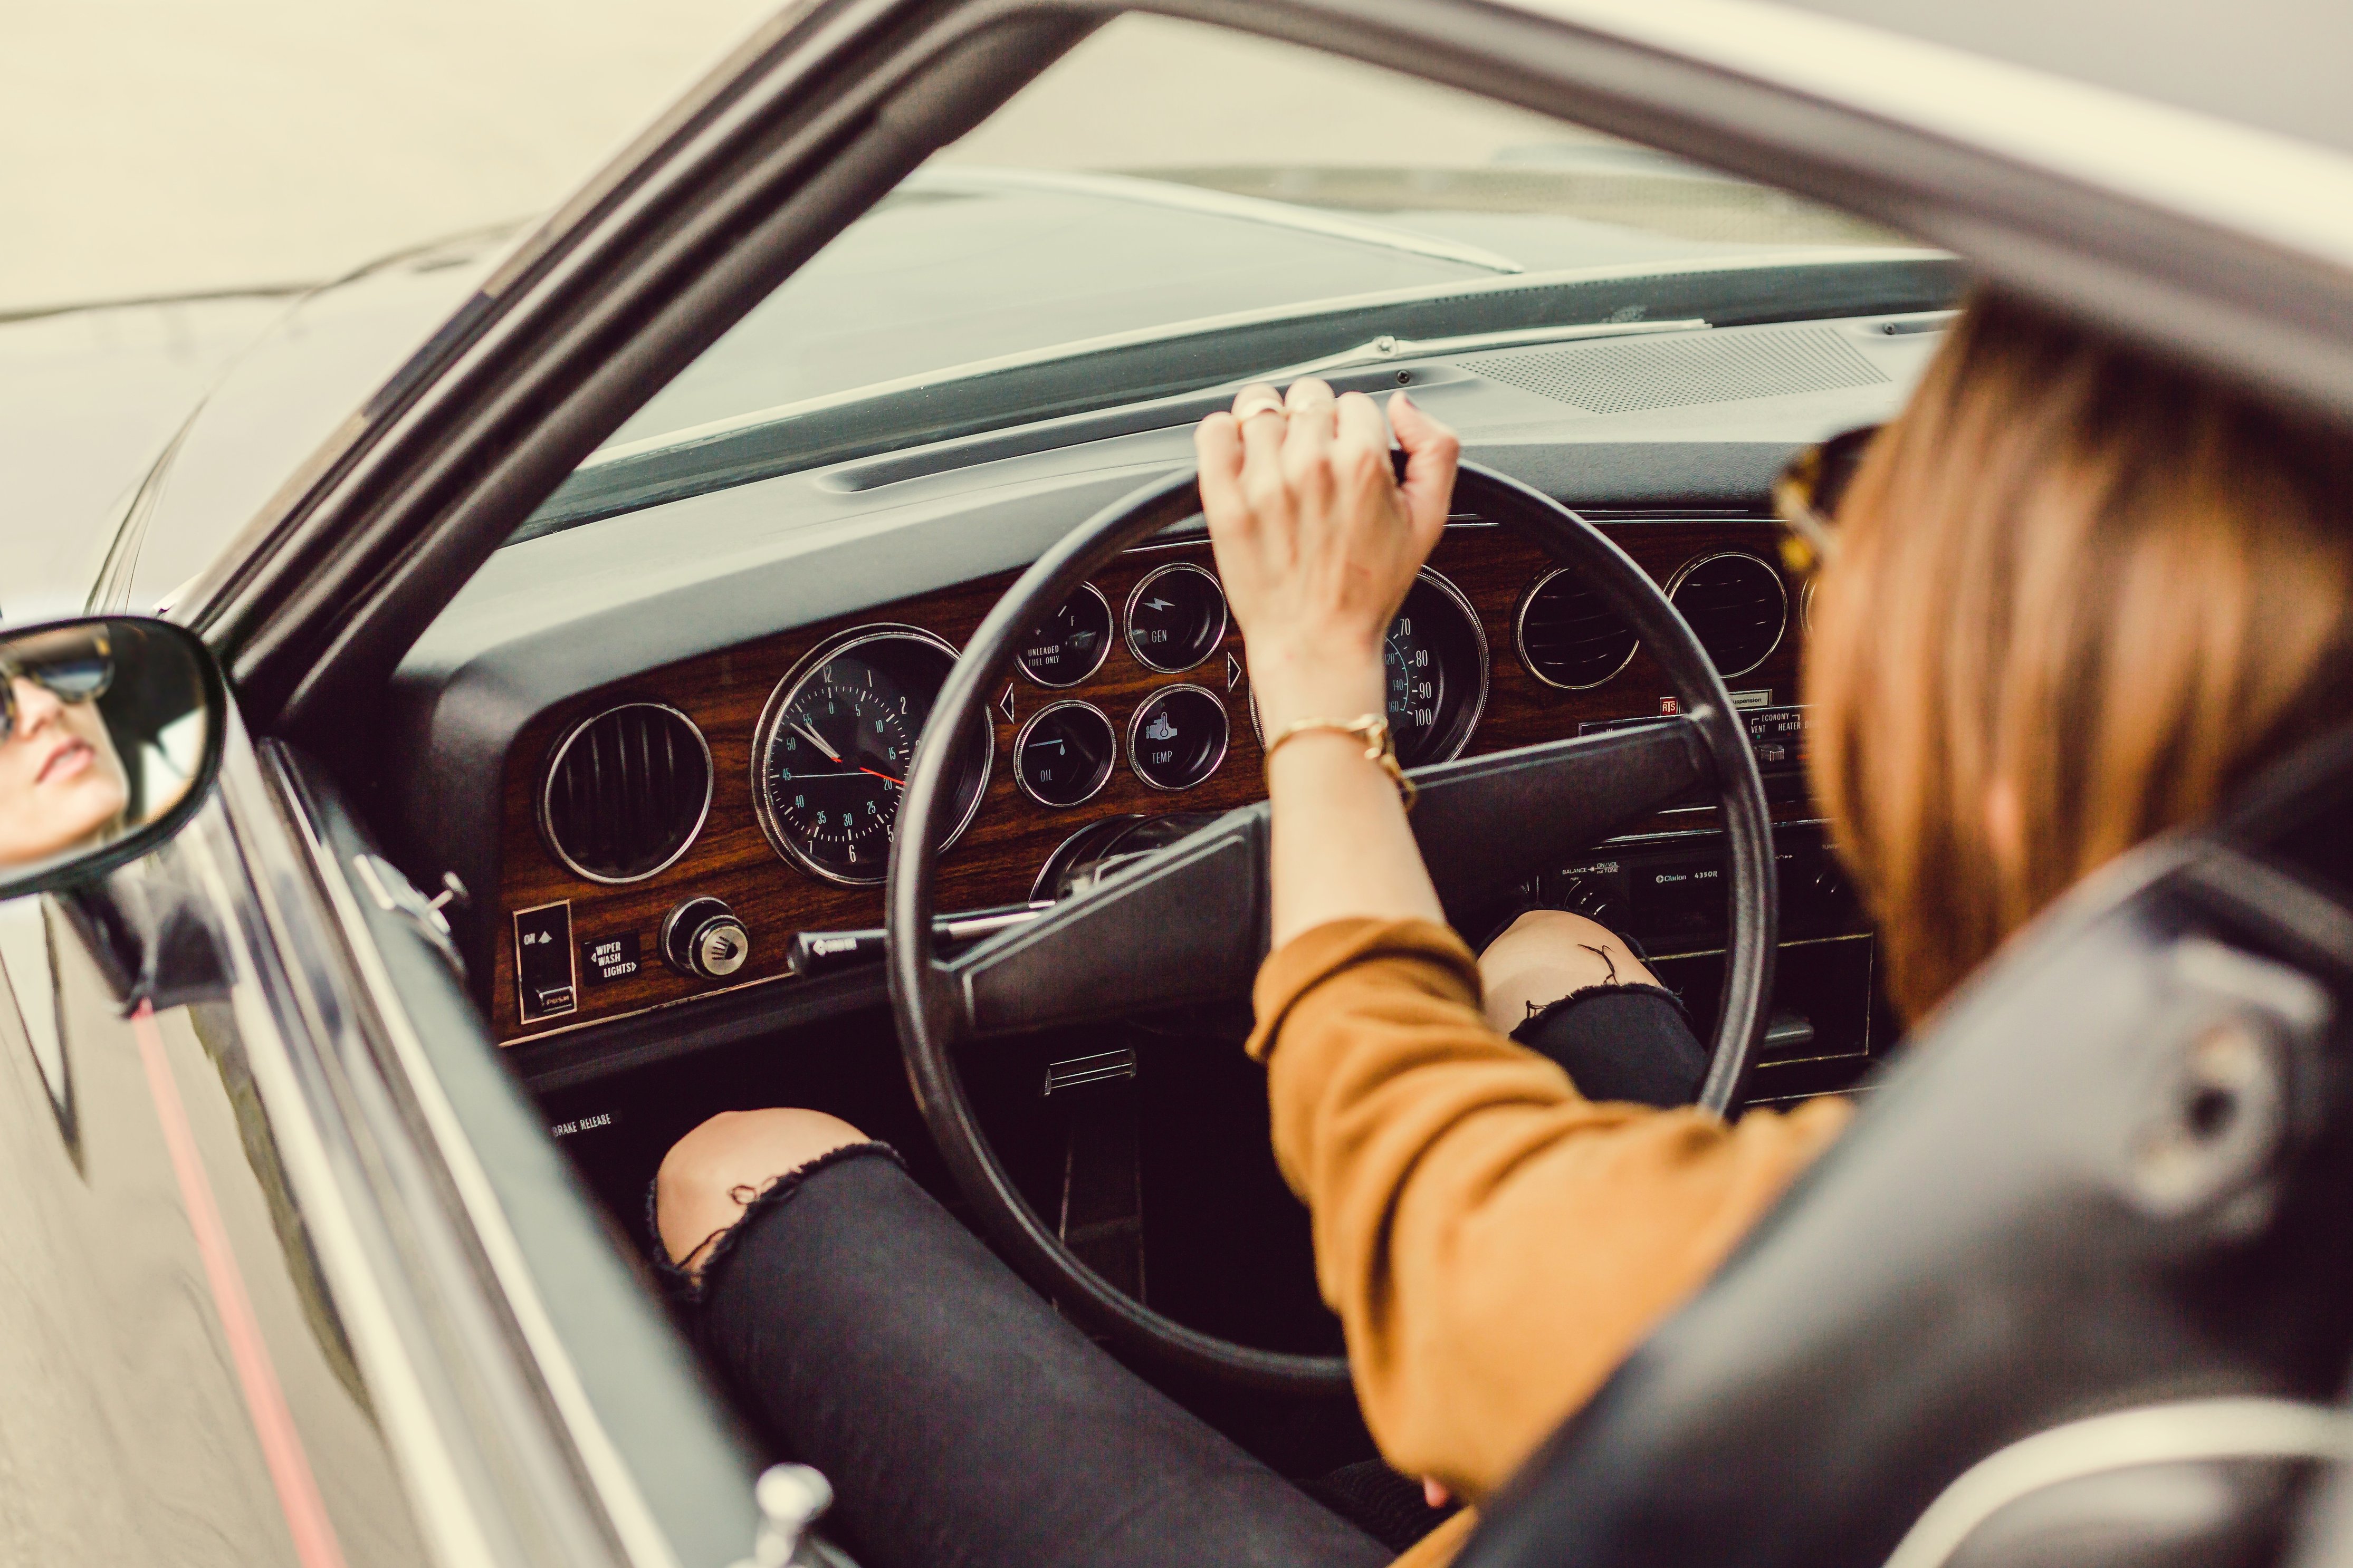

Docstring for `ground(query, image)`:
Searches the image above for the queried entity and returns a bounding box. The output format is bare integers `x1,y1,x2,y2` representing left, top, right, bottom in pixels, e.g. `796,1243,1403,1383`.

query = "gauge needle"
861,766,905,786
791,719,842,761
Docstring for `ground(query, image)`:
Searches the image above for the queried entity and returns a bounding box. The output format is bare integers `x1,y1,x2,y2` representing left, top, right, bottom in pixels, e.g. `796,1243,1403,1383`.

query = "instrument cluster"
729,557,1487,883
727,555,1495,888
511,520,1802,1038
539,536,1799,900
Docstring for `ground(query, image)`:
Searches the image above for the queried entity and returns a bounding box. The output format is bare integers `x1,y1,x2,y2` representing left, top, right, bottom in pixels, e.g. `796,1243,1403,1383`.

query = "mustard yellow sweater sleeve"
1246,917,1849,1561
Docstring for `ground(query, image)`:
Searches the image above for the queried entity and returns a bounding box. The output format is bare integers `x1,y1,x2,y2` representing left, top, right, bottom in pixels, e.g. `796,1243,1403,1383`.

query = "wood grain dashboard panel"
493,517,1804,1042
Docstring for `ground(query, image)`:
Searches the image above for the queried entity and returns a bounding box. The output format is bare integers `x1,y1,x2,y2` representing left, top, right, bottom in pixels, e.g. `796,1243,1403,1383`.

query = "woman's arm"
1196,378,1454,946
1246,924,1849,1502
1200,380,1850,1506
1197,379,1644,999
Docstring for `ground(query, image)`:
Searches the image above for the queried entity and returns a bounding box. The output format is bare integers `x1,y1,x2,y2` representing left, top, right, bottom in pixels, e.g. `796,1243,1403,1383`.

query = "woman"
0,628,129,872
653,292,2353,1568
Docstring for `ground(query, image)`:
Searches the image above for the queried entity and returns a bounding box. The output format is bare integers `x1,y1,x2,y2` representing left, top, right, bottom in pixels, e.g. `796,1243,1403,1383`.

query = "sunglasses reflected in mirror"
0,618,225,888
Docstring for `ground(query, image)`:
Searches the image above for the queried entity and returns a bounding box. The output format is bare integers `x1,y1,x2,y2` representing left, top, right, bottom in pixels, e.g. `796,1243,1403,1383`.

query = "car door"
0,886,418,1568
0,684,764,1566
0,754,437,1566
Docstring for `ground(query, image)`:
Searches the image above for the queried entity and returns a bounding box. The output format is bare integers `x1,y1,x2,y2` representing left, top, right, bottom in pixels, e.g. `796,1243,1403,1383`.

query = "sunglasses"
0,630,114,745
1772,422,1882,579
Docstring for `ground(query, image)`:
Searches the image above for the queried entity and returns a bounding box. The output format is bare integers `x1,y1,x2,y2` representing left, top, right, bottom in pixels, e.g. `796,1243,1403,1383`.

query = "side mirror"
0,617,227,898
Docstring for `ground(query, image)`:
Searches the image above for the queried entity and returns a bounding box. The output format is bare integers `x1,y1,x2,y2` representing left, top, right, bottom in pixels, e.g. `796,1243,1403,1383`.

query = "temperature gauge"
1128,685,1229,791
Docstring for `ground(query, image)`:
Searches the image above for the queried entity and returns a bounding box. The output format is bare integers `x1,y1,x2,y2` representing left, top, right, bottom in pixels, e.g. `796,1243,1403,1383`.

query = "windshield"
523,16,1932,538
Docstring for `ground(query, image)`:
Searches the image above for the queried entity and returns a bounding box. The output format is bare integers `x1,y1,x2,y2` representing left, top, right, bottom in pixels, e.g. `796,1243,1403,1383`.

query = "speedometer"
1248,568,1489,768
1385,571,1489,765
752,627,992,886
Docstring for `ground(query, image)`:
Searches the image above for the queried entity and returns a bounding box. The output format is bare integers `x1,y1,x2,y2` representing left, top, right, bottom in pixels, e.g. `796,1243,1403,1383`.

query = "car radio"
1547,819,1893,1106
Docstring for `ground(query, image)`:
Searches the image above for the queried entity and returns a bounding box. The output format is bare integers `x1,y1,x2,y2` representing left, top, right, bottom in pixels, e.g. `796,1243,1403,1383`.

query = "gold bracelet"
1261,714,1417,809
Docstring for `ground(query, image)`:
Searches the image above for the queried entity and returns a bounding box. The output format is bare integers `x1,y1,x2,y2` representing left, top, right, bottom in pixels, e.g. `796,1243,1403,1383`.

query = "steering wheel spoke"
1411,719,1710,922
949,810,1267,1037
948,720,1710,1038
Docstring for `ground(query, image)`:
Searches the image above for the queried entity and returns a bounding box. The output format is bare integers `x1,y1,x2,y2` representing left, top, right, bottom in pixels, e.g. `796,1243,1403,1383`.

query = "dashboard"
374,304,1953,1101
489,509,1814,1044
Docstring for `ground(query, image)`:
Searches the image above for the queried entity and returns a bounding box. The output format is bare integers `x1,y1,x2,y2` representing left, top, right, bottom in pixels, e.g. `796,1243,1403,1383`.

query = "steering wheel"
887,462,1776,1393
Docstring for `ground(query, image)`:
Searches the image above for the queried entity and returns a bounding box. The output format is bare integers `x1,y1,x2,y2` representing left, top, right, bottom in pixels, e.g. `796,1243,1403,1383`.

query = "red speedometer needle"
861,766,905,786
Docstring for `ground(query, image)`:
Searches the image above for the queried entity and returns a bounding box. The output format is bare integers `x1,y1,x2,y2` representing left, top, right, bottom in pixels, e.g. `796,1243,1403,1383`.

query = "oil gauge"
1016,701,1117,807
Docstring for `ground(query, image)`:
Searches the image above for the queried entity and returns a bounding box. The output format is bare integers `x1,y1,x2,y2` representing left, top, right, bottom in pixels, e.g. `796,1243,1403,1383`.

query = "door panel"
0,899,71,1155
0,878,427,1566
264,740,768,1568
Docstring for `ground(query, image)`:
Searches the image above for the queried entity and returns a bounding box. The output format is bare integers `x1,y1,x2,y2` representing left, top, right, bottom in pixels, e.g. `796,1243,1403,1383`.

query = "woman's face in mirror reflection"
0,672,129,869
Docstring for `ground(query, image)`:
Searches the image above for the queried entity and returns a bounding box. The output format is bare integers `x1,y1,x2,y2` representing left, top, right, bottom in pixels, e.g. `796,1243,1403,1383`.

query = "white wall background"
1,7,1598,315
0,0,779,313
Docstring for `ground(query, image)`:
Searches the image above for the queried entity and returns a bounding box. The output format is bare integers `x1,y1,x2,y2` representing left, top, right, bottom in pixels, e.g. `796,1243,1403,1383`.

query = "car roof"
1777,0,2353,157
1479,0,2353,423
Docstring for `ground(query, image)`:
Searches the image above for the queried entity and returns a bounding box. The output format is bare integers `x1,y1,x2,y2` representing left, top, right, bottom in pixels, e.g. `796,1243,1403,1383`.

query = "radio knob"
662,897,751,979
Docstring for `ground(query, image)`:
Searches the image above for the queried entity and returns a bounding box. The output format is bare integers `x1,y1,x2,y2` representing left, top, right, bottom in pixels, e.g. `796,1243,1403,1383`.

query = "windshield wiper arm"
1251,319,1707,383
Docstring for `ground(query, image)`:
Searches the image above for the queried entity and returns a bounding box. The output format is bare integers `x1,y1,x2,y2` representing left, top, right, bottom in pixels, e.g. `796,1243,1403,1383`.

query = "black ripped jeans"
671,984,1702,1568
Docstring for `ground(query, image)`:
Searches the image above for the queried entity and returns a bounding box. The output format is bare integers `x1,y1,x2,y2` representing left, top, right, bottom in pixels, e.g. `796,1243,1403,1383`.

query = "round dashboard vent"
1515,567,1640,689
1667,552,1788,679
540,703,712,883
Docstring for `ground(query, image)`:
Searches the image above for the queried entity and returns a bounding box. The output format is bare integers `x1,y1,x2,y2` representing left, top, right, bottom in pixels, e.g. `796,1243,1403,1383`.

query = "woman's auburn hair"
1804,290,2353,1022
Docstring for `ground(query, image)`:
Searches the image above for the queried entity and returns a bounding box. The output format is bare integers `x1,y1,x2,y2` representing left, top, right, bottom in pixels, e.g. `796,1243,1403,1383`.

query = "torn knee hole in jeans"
646,1140,905,1303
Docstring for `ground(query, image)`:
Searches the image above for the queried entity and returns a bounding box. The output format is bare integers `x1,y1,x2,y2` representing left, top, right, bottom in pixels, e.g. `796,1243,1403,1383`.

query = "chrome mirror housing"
0,617,227,897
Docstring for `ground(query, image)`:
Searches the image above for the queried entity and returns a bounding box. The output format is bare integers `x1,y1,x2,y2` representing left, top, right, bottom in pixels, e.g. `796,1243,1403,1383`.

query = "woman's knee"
1477,909,1657,1034
656,1108,868,1271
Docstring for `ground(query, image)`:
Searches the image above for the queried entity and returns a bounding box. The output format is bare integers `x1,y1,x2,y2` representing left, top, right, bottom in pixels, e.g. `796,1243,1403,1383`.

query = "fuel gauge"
1017,583,1114,688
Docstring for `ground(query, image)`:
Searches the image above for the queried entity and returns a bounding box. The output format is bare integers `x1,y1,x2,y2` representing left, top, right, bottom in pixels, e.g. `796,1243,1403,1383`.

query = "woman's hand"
1194,379,1461,947
1194,379,1460,737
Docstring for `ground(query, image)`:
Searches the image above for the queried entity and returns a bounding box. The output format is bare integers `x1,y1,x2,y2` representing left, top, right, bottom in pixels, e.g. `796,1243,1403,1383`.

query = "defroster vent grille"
540,703,713,883
1458,326,1886,416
